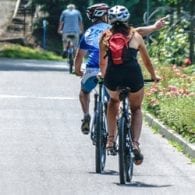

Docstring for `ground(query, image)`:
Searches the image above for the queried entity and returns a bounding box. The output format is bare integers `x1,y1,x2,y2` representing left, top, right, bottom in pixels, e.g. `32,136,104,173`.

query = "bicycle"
116,86,134,184
66,34,76,74
117,80,153,184
90,76,108,173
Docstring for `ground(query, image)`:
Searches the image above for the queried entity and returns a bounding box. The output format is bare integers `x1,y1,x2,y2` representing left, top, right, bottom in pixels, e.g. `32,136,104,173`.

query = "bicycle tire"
118,116,126,184
125,129,134,182
95,102,106,173
68,53,73,73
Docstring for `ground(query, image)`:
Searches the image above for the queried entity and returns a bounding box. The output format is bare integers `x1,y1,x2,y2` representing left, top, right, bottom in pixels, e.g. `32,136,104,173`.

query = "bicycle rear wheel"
125,130,134,182
95,102,106,173
118,116,126,184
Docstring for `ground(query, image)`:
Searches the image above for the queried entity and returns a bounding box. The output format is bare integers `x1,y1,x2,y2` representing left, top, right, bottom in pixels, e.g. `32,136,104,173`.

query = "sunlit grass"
144,63,195,143
0,43,63,61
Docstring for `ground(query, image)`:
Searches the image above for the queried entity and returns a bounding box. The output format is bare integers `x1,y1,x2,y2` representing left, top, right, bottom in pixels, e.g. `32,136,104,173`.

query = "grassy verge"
144,64,195,144
0,43,63,61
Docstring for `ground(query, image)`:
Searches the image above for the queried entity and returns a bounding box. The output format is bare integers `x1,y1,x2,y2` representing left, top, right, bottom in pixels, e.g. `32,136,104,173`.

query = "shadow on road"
89,169,118,176
116,181,172,188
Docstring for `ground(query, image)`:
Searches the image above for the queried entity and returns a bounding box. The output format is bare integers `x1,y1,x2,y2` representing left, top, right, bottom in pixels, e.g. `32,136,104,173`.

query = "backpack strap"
126,31,135,48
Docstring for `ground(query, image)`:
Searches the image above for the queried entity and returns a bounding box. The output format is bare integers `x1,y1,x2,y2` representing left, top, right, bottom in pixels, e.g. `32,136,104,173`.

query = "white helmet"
67,4,75,9
108,5,130,24
86,3,109,21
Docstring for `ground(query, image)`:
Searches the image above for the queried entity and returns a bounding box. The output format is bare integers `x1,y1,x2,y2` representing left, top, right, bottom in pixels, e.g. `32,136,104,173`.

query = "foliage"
30,0,193,60
148,17,190,66
183,64,195,75
144,64,195,143
0,44,63,61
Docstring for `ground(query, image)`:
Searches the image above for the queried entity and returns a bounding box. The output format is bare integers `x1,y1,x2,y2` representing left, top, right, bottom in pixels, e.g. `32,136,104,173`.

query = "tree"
189,0,195,63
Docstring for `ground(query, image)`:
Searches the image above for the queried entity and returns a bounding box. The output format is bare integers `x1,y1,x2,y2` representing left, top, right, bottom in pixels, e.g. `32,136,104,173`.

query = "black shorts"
104,62,144,93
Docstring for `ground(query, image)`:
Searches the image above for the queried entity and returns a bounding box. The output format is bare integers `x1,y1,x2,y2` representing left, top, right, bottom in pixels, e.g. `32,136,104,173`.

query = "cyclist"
75,3,110,134
58,4,83,58
75,3,165,135
99,5,160,165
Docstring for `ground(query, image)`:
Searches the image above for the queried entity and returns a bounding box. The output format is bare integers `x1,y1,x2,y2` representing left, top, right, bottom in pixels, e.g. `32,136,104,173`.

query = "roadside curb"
144,112,195,159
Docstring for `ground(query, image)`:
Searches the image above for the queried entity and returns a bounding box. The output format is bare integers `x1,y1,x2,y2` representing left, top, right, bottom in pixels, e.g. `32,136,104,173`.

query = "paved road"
0,59,194,195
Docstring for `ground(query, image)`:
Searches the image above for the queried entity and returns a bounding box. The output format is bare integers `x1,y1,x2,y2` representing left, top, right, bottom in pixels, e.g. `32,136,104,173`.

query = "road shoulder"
144,112,195,159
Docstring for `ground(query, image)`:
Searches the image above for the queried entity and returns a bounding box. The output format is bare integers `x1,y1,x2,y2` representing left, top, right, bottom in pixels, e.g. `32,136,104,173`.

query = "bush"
148,18,190,66
158,96,195,143
144,64,195,143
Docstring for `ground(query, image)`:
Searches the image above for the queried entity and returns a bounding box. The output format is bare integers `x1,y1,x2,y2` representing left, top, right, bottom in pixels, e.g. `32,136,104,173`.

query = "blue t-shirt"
79,22,111,69
60,9,82,33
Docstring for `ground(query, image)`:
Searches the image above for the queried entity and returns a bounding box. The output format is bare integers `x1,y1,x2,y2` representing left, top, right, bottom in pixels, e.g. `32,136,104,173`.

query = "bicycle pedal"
107,148,117,156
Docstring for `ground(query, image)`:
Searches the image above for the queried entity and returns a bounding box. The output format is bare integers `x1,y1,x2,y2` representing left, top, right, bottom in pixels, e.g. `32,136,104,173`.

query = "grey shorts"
62,32,79,48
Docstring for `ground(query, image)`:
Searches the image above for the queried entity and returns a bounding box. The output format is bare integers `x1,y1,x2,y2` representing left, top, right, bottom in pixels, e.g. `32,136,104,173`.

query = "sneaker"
81,114,91,135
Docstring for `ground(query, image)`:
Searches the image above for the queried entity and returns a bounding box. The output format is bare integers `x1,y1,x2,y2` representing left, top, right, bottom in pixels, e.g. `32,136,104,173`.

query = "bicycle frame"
90,77,108,173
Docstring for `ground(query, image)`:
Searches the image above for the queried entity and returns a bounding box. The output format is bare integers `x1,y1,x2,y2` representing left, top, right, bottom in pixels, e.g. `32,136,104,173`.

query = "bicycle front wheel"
95,102,106,173
118,116,126,184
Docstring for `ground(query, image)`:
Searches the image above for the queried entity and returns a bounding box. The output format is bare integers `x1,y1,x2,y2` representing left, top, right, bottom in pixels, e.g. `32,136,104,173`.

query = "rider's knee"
80,89,89,98
108,98,120,110
130,105,142,114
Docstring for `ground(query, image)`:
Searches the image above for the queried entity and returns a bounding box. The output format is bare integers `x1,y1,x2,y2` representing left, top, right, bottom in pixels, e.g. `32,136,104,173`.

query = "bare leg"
128,88,144,142
128,88,144,165
106,90,120,147
79,90,90,115
79,89,91,134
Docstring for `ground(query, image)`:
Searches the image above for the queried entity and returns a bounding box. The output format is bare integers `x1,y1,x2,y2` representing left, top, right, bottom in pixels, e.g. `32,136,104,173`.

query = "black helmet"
86,3,109,21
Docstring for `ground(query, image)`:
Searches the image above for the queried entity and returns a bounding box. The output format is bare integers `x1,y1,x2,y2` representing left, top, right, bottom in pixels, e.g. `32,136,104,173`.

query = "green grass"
0,43,63,61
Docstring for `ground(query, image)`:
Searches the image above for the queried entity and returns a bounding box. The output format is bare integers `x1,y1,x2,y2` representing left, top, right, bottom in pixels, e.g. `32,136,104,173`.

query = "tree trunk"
189,0,194,63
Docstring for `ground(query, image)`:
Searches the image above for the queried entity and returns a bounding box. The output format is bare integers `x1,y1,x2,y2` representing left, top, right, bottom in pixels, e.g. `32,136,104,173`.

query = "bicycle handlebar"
144,79,154,82
144,79,160,83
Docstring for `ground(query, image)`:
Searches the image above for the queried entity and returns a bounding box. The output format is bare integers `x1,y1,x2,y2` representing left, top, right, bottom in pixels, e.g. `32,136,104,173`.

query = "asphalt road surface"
0,59,194,195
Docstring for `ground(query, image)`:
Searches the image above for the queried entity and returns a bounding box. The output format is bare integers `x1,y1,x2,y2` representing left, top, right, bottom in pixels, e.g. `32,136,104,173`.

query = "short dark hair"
110,22,130,36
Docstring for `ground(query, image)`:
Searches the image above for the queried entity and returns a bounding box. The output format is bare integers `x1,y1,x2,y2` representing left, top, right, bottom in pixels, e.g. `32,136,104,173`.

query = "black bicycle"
116,86,134,184
90,76,108,173
117,80,154,184
66,35,75,74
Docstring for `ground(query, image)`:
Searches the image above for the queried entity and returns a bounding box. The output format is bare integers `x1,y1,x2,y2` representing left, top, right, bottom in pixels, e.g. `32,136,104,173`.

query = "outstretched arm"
135,16,167,37
137,33,160,81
